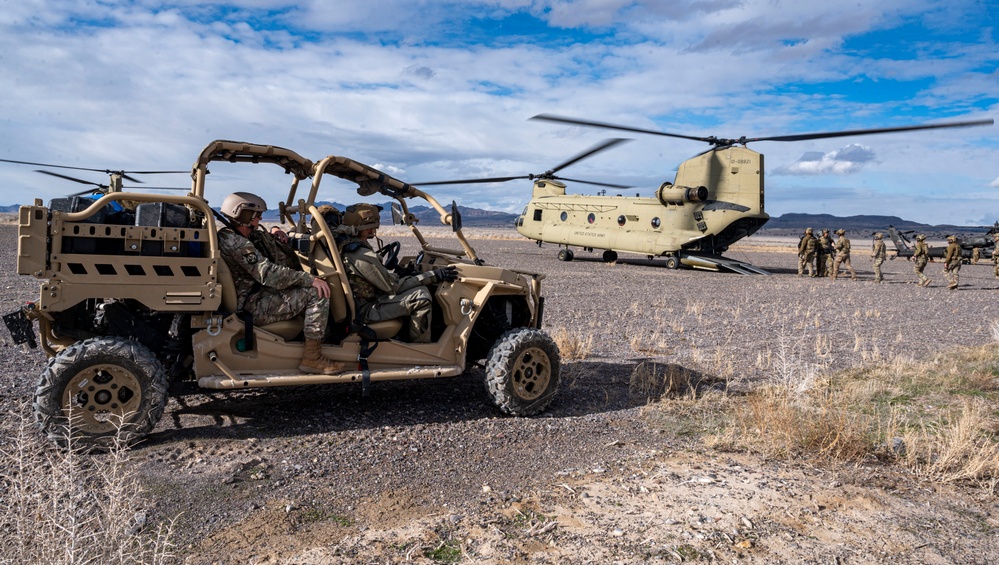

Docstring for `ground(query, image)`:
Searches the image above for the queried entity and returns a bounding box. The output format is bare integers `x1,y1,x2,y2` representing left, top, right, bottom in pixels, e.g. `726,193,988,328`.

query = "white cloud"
775,144,877,175
991,176,999,188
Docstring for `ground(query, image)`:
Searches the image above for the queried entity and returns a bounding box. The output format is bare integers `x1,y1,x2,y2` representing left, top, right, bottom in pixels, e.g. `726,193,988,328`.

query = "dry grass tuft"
550,327,593,361
0,404,177,564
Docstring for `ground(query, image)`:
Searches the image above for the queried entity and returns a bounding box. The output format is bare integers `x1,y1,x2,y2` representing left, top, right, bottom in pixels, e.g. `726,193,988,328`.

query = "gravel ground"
1,224,997,564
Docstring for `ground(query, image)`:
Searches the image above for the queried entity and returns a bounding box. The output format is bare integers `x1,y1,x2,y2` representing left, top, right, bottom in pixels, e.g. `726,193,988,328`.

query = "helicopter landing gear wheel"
34,336,169,450
602,250,618,263
557,249,574,262
664,256,679,269
485,328,561,416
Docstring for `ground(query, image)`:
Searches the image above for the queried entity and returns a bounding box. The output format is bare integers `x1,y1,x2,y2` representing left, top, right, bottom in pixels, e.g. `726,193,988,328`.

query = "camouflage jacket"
219,227,314,310
817,235,833,254
871,240,886,260
914,241,929,259
798,235,817,254
944,242,961,266
835,237,851,256
339,236,434,302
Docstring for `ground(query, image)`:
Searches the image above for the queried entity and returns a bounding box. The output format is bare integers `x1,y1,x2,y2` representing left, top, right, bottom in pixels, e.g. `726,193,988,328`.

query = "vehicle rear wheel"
485,328,561,416
34,336,169,449
557,249,574,262
665,256,679,269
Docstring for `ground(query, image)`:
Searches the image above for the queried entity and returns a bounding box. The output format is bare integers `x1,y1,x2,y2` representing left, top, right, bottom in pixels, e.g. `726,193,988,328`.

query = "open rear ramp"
679,253,771,275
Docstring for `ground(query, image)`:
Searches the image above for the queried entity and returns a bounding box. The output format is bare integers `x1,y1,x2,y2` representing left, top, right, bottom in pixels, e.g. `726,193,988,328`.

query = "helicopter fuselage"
516,145,769,258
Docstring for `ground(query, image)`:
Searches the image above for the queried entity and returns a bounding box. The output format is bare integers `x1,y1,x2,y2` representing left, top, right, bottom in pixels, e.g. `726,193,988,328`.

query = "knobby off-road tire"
34,336,169,449
485,328,561,416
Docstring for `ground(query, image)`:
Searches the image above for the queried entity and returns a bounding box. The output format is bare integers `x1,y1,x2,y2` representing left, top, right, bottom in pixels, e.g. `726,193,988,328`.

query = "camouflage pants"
244,286,329,340
816,253,828,277
944,260,961,288
797,252,816,276
914,257,929,285
993,261,999,279
832,253,856,280
357,286,433,343
872,257,885,282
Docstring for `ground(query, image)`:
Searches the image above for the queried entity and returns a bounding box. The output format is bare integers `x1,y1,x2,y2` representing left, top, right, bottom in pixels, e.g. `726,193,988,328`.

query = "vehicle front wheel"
664,256,679,269
557,249,574,262
485,328,561,416
34,336,169,449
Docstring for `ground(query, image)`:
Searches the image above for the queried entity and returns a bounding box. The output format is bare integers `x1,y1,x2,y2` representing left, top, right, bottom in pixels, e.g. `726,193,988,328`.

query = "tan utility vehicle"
7,141,560,448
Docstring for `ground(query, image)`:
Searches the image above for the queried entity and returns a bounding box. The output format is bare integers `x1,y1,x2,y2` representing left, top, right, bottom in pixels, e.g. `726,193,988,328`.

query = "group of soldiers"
797,228,999,289
796,227,857,280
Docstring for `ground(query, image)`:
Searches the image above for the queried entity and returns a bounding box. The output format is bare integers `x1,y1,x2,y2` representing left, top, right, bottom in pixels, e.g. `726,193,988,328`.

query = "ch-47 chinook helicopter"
423,115,993,274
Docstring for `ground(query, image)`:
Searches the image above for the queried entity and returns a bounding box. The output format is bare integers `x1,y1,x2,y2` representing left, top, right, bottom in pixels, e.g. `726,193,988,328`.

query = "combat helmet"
874,232,883,240
221,192,267,225
947,235,957,242
834,229,845,236
343,203,382,231
915,234,926,241
805,227,813,235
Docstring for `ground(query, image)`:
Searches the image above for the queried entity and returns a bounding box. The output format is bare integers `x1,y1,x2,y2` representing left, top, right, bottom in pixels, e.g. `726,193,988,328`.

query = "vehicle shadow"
141,358,727,447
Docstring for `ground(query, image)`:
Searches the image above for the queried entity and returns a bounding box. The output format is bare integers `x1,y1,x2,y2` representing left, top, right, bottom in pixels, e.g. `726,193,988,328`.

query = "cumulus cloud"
991,176,999,188
775,144,877,175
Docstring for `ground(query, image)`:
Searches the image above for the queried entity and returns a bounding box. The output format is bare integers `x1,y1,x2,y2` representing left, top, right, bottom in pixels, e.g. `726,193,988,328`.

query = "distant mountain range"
0,202,992,234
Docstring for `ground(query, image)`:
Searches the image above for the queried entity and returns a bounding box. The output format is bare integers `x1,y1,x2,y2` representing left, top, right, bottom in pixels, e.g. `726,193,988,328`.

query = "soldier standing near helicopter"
993,234,999,279
871,232,887,283
797,228,818,277
913,234,931,286
816,228,833,277
831,229,857,280
943,235,962,290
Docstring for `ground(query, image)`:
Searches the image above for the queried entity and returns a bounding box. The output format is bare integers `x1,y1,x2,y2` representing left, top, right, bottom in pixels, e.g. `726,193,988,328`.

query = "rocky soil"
1,224,998,564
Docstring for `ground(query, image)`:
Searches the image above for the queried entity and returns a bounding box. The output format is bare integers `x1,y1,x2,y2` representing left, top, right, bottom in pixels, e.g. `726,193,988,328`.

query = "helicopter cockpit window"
560,211,567,222
651,217,661,229
533,209,542,221
587,213,595,224
617,215,626,226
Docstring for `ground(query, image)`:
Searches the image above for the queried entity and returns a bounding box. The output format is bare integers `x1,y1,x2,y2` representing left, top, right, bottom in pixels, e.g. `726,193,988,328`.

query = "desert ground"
1,223,998,564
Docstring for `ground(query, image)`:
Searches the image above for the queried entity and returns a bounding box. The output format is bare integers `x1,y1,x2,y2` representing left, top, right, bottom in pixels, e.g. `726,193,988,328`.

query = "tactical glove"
432,265,459,282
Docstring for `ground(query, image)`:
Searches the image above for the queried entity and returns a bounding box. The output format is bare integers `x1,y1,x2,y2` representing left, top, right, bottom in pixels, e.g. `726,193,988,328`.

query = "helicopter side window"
651,217,661,229
533,209,542,221
617,215,626,226
560,211,567,222
587,213,595,224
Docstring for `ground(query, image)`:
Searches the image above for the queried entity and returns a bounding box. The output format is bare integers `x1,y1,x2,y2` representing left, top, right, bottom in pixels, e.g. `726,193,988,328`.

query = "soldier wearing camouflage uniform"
816,228,833,277
218,192,345,375
943,235,961,290
912,234,931,287
871,233,887,283
338,203,458,343
797,228,818,277
992,234,999,279
831,229,857,280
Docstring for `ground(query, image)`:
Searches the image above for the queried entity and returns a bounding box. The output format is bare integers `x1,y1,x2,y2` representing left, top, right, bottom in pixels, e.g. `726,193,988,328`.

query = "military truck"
6,140,560,448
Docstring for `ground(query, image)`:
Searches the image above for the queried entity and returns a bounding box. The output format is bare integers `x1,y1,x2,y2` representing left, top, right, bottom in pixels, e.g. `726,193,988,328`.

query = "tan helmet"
343,203,382,231
915,234,926,241
834,229,845,236
874,232,883,240
805,227,813,235
221,192,267,225
822,228,829,235
947,235,957,242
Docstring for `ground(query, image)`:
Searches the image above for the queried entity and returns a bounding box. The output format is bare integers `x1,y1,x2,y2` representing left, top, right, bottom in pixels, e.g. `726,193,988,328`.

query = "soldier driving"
338,203,458,343
217,192,346,375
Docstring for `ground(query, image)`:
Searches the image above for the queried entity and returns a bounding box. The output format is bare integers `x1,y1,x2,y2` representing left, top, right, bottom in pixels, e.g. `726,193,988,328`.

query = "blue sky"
0,0,996,225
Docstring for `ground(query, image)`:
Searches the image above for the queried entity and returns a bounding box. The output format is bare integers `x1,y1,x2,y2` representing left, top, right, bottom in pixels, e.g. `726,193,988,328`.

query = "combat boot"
299,338,347,375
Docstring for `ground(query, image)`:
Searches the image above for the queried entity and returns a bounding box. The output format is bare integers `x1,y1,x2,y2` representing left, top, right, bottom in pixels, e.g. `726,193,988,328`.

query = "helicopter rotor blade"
547,138,631,174
1,157,187,176
120,185,190,191
554,176,633,189
413,175,531,186
744,119,995,143
35,169,104,187
532,114,713,144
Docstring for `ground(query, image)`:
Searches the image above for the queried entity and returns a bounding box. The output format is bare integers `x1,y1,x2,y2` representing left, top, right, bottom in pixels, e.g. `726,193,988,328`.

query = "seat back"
217,260,239,313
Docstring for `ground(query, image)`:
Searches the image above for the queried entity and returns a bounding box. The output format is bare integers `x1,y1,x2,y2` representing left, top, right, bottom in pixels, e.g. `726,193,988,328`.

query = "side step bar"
680,253,771,275
199,359,463,389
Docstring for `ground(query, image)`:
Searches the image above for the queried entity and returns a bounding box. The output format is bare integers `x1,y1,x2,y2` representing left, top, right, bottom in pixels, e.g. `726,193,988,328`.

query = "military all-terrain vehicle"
6,140,560,448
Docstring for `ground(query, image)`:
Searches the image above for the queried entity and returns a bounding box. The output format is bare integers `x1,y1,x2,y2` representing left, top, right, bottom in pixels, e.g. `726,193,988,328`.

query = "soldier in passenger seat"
337,203,458,343
217,192,346,375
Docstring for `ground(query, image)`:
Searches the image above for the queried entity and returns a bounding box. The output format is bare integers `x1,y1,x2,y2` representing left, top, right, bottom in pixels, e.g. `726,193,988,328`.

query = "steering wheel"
377,241,401,270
